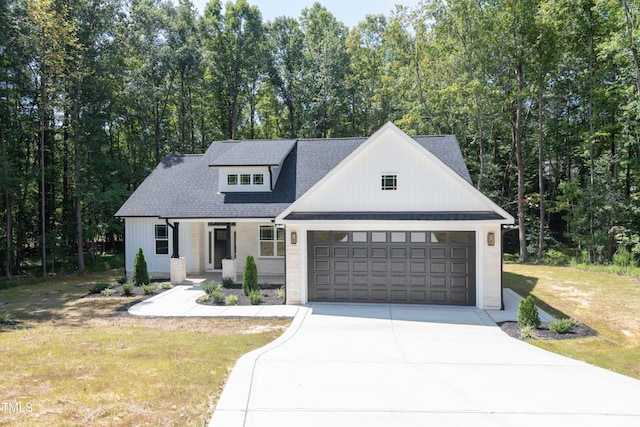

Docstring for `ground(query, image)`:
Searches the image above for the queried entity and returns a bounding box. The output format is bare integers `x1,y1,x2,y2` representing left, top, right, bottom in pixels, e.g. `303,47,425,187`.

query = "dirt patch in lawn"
499,321,598,341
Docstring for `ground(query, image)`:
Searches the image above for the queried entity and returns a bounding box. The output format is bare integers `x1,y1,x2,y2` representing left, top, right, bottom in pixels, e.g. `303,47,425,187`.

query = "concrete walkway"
210,300,640,427
128,285,300,318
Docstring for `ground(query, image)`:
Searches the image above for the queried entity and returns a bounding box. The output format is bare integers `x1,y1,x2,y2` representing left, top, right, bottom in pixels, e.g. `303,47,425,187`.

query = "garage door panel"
451,291,469,303
371,261,388,272
371,247,387,257
333,247,348,257
315,260,330,271
411,262,427,273
430,291,447,303
410,290,427,302
391,262,407,273
391,290,407,301
451,248,468,259
371,290,389,301
391,248,407,257
451,262,467,274
308,231,475,306
333,260,349,272
430,262,447,273
352,274,368,285
352,261,368,272
352,247,368,257
335,274,349,285
451,276,468,287
315,246,330,257
410,248,426,258
430,248,446,258
371,275,388,286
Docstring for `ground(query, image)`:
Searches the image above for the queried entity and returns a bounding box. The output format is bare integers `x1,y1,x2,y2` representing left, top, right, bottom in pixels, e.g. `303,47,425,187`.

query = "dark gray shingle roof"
209,139,296,166
115,134,473,219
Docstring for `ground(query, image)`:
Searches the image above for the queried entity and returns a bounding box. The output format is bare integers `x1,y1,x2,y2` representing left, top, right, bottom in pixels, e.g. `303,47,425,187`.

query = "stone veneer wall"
234,222,285,278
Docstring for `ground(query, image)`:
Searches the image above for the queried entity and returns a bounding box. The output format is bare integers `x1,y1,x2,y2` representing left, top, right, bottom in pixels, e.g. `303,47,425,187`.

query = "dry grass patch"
504,263,640,379
0,272,290,426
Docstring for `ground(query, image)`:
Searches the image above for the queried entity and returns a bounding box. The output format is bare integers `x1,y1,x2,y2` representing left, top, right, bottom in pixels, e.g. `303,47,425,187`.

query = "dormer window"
227,174,238,185
240,174,251,185
253,174,264,185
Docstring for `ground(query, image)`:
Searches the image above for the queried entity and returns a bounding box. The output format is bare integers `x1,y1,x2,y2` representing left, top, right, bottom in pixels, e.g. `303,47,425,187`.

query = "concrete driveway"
210,303,640,427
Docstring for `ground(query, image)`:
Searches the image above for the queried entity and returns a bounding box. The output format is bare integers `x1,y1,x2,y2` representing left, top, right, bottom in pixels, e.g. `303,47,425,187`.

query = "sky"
189,0,421,28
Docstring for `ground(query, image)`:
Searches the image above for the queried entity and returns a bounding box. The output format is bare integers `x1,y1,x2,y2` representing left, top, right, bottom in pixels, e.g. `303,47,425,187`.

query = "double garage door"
308,230,476,306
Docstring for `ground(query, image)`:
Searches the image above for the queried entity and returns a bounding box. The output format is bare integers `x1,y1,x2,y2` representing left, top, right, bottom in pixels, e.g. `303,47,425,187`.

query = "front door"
206,225,233,271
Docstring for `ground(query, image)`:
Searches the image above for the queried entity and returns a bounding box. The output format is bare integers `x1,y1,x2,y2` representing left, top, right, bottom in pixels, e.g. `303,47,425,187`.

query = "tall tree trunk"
514,59,528,263
40,27,47,279
2,129,12,279
73,77,85,273
537,72,545,262
621,0,640,98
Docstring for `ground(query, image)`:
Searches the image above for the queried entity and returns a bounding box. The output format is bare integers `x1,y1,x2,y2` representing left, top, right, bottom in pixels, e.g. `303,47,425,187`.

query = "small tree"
242,255,258,296
517,295,540,329
132,247,150,286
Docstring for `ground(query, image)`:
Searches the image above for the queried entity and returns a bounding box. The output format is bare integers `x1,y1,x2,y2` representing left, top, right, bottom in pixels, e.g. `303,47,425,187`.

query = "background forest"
1,0,640,277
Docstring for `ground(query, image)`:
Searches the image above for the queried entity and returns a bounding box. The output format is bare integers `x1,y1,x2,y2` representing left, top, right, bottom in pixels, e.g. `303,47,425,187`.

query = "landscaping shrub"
249,290,263,305
122,283,134,296
243,255,259,296
277,287,285,299
117,276,128,285
225,295,238,305
519,324,536,339
202,282,219,295
89,283,111,294
142,284,156,295
221,276,234,287
132,248,150,286
0,312,11,323
101,289,114,297
160,282,173,290
517,295,540,328
210,286,225,304
549,318,577,334
613,246,637,268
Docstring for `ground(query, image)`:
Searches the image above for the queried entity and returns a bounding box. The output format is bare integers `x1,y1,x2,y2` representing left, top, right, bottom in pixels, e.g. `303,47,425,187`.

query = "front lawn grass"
504,263,640,380
0,272,290,426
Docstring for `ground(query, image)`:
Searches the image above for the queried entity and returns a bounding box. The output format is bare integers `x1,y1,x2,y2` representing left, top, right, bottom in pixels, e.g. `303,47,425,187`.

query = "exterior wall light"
487,232,495,246
291,231,297,245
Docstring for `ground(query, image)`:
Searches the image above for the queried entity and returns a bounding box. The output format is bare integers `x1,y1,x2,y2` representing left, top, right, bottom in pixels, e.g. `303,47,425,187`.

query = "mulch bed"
197,284,284,306
498,321,598,341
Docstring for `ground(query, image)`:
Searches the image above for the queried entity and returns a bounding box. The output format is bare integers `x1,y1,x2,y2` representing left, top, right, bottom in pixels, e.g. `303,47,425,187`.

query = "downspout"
500,224,505,310
282,225,287,305
122,219,126,277
269,166,273,191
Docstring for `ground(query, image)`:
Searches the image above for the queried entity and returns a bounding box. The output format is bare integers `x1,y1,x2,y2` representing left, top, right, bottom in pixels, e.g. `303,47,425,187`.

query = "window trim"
381,174,397,191
258,224,285,258
154,224,169,255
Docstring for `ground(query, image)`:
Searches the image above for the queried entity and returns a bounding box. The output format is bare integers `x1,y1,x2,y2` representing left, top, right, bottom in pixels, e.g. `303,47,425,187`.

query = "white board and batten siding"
124,218,199,279
292,127,488,213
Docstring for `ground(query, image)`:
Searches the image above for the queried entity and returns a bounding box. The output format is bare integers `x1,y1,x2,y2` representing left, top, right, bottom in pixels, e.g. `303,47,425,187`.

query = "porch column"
171,222,180,258
225,222,232,258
